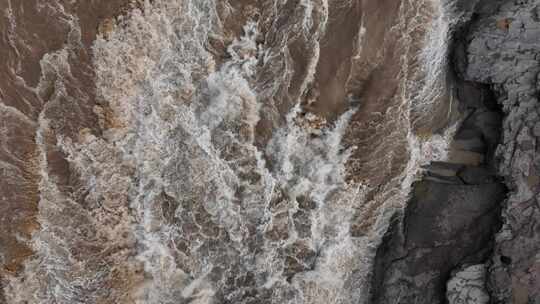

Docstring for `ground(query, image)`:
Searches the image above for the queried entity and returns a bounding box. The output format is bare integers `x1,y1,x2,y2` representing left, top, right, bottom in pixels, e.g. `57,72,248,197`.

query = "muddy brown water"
0,0,452,302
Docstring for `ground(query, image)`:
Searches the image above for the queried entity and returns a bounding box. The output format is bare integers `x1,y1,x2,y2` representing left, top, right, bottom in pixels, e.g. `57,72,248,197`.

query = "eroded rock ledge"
467,3,540,304
369,79,506,303
369,0,540,302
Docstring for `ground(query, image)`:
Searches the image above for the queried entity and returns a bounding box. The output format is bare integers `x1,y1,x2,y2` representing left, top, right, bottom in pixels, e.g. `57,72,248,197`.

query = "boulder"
370,180,505,303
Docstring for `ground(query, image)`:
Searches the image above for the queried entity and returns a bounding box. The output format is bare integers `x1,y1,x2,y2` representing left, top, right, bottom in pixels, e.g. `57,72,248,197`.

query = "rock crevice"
369,1,515,302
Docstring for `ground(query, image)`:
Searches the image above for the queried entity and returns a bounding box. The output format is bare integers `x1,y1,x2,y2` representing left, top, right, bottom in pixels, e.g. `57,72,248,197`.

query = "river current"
1,0,463,303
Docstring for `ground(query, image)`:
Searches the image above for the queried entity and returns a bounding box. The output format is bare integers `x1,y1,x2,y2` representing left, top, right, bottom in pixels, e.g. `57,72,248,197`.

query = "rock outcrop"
461,1,540,302
370,179,505,303
370,44,507,304
370,160,506,303
372,0,540,302
447,264,490,304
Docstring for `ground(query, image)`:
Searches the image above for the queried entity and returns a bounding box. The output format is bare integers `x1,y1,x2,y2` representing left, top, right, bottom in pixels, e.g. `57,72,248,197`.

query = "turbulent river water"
1,0,466,303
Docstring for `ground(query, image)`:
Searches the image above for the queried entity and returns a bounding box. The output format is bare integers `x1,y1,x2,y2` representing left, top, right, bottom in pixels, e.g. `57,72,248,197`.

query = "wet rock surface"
446,264,490,304
370,179,505,303
370,65,507,304
460,0,540,302
372,0,540,302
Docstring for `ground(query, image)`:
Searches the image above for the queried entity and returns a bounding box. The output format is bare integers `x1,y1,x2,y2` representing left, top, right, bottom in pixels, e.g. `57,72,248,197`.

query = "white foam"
3,0,461,303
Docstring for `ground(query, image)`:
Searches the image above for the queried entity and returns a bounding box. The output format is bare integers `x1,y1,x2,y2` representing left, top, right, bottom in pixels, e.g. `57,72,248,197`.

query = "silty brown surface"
0,0,132,299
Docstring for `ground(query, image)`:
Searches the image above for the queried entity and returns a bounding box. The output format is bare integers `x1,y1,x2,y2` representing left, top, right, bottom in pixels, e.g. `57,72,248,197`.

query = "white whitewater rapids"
4,0,461,303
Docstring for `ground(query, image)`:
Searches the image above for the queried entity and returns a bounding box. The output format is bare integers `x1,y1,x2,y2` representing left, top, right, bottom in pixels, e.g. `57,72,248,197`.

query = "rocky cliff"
371,0,540,302
464,1,540,302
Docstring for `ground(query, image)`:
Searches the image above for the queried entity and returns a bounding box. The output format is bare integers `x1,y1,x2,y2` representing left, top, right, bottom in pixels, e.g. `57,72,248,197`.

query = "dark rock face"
370,56,507,304
460,1,540,302
372,0,540,302
370,180,505,303
370,1,515,302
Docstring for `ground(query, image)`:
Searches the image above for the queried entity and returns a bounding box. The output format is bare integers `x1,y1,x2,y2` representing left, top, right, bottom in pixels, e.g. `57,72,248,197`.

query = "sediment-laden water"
1,0,465,303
